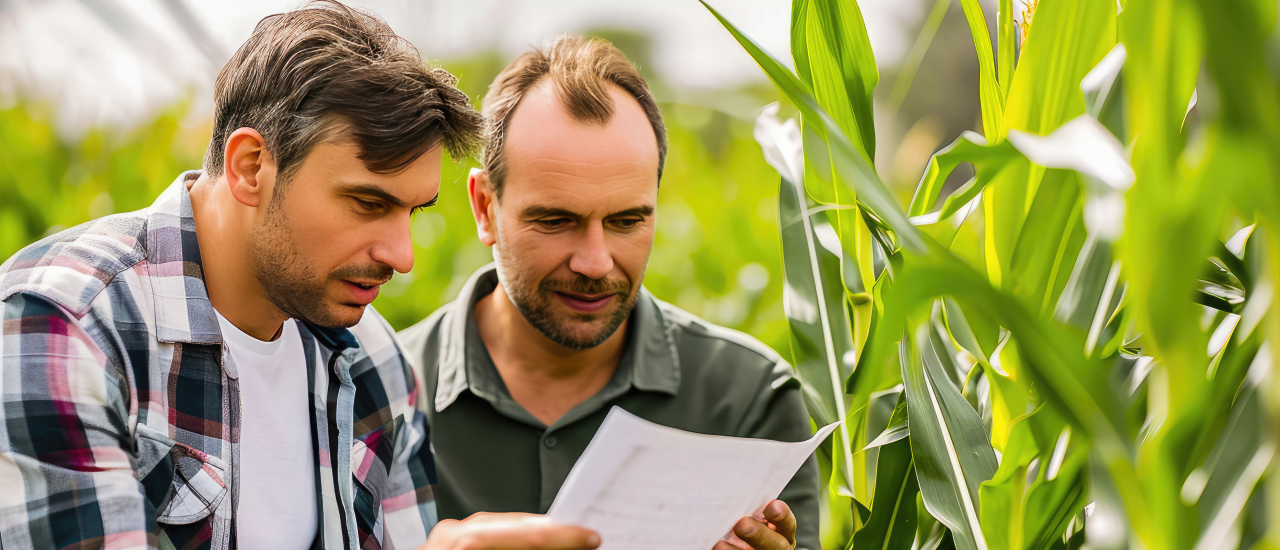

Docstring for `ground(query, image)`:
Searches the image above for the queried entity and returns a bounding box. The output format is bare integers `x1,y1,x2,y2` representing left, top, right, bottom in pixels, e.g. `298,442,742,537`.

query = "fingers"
761,500,797,544
460,512,544,525
462,522,599,550
732,516,792,550
714,540,749,550
423,514,601,550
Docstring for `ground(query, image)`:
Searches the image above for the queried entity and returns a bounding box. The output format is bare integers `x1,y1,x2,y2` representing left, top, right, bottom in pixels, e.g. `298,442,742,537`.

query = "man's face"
250,141,442,328
486,82,660,349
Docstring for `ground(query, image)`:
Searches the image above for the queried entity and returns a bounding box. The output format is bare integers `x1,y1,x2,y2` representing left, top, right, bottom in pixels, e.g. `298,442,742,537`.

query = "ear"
468,168,498,247
224,128,277,209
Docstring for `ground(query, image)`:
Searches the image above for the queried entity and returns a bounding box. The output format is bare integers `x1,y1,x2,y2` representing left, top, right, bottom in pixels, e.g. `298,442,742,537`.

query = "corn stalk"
703,0,1279,549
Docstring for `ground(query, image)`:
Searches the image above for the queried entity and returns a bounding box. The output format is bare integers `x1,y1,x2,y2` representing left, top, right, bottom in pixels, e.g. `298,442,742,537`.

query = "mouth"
553,291,616,314
341,279,385,305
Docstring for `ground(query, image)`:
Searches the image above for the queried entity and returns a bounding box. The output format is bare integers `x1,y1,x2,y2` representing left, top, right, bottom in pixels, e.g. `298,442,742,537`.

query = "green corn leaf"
791,0,881,305
1196,236,1253,314
776,184,858,423
793,0,879,162
867,252,1132,467
1053,237,1117,329
955,0,1006,141
702,0,925,254
901,319,999,550
941,297,1000,366
791,0,813,88
758,108,860,496
866,391,910,449
997,0,1015,99
908,132,1018,218
978,413,1041,550
911,112,1131,284
936,179,985,222
851,435,920,550
1005,170,1088,317
1020,434,1090,550
984,0,1118,287
1185,0,1280,543
1191,384,1275,550
979,407,1090,550
914,493,950,550
1180,332,1265,504
1052,236,1125,360
1001,0,1117,136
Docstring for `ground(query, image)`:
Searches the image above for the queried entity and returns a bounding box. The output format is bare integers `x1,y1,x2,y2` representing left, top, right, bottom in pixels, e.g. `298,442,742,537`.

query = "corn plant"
703,1,1280,550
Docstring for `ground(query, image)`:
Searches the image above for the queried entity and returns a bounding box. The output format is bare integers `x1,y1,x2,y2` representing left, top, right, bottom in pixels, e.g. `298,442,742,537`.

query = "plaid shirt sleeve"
380,404,437,548
1,292,155,550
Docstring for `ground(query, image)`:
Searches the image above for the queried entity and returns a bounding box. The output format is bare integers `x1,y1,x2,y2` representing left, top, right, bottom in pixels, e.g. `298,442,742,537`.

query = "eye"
353,197,385,214
610,218,644,230
536,218,572,230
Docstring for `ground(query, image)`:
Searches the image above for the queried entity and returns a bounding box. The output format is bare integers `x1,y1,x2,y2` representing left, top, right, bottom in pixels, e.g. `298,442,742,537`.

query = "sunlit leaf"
702,0,925,254
792,0,878,162
955,0,1005,141
758,105,860,495
901,320,999,550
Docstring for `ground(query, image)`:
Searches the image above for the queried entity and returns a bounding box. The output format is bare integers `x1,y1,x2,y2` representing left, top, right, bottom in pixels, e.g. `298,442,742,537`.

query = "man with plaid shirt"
0,2,600,550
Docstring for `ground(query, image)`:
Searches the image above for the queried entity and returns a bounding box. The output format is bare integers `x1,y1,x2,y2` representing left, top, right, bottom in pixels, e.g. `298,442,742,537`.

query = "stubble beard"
249,201,390,329
492,229,641,350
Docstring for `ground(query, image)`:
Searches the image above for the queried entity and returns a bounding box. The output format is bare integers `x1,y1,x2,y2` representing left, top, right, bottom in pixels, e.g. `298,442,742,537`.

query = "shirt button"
544,436,557,449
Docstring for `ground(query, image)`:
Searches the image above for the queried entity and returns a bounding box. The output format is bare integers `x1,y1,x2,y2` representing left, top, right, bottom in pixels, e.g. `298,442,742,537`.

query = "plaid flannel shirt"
0,172,437,550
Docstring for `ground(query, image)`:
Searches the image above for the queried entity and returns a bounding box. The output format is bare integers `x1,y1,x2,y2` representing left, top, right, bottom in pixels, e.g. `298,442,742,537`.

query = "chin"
303,303,367,329
332,304,368,327
556,322,615,348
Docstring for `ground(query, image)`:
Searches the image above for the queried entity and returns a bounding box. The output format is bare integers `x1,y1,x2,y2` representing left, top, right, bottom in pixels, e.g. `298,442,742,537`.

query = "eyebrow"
519,205,655,219
338,183,439,210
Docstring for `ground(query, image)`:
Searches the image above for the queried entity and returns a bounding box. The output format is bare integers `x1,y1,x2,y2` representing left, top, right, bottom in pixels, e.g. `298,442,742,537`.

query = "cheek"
502,225,573,270
278,200,368,271
615,228,655,280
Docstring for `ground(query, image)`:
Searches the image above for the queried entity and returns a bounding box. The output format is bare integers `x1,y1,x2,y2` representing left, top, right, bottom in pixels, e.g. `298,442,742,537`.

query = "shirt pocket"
136,424,230,525
352,415,404,550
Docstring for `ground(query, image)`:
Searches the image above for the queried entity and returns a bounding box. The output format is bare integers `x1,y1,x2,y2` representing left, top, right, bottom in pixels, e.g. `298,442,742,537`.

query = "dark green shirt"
398,265,821,550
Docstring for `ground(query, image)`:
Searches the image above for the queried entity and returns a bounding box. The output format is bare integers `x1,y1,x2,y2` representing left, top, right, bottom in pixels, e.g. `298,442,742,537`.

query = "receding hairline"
479,34,668,193
498,80,660,173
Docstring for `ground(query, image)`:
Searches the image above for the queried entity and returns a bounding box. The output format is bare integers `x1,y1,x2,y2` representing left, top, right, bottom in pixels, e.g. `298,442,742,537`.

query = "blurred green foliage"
0,102,202,257
0,55,793,353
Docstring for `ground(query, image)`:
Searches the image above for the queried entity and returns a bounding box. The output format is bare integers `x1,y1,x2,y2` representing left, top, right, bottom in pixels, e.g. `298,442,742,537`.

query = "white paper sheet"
547,407,840,550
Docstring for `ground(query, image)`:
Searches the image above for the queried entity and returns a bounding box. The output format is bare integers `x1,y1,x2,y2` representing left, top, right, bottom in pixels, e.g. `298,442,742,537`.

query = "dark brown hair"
481,35,667,195
204,0,484,184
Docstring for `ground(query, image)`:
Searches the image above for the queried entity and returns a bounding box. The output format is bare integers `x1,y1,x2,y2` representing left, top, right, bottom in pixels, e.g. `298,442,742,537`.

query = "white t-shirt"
215,312,318,549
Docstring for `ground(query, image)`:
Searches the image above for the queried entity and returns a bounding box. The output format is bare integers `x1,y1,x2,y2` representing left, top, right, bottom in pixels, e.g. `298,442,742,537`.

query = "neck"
473,282,628,425
189,173,289,341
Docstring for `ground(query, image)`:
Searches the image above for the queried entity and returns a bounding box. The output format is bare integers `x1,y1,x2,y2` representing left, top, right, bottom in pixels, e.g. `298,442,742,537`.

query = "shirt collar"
434,264,681,413
146,171,221,345
147,171,359,353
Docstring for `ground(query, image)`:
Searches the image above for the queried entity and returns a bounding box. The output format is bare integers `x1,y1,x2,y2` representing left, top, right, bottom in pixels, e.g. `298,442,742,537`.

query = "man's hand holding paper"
721,501,799,550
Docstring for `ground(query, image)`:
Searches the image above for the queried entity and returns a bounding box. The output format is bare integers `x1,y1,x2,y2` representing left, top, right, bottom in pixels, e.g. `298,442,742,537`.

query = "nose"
568,222,614,280
371,215,416,274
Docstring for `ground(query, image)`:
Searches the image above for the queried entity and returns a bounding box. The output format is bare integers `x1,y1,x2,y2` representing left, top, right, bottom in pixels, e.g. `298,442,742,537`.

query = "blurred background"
0,0,991,351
